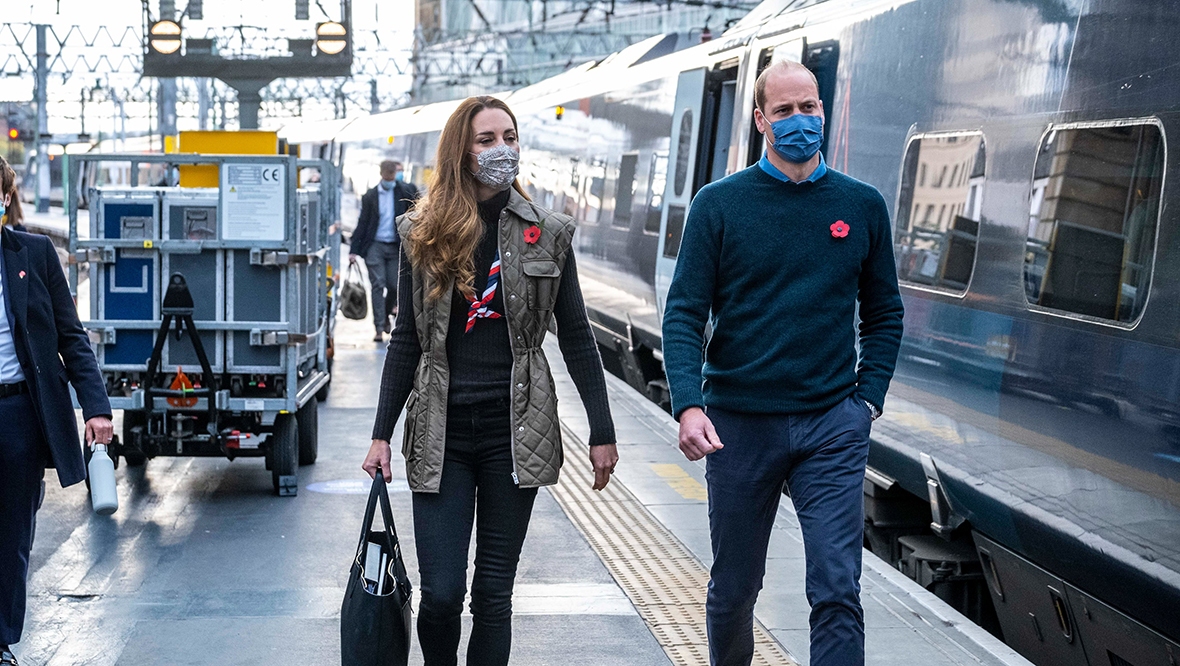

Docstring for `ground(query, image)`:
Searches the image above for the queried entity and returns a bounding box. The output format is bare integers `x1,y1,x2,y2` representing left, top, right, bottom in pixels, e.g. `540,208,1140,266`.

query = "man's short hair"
379,160,401,172
755,60,819,112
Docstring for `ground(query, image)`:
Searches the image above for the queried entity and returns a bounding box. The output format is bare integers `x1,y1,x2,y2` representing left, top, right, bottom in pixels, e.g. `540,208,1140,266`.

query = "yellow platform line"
651,463,709,501
550,424,798,666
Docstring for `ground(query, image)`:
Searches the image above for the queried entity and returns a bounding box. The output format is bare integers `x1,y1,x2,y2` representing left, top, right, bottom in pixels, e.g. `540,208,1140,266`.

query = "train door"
653,63,743,319
654,68,707,318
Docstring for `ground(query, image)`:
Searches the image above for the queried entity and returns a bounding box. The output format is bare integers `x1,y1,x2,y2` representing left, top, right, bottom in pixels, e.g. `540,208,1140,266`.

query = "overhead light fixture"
315,22,348,56
149,20,183,55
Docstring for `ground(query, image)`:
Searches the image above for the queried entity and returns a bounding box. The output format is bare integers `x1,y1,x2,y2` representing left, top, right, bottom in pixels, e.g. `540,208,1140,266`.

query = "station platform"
19,291,1030,665
18,206,80,241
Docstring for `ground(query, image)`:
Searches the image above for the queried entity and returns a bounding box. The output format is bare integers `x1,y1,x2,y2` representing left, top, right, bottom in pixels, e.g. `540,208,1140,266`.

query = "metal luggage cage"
64,152,341,418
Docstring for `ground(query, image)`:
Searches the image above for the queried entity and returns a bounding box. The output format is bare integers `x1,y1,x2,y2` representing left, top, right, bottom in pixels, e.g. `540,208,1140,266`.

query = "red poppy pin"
830,220,849,238
523,225,541,244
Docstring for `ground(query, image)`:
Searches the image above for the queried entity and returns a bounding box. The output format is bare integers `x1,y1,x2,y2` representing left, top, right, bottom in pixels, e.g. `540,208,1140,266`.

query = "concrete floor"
17,312,669,666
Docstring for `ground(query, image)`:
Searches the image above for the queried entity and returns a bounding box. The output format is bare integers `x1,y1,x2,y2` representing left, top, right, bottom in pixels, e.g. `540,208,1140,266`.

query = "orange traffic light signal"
6,128,18,140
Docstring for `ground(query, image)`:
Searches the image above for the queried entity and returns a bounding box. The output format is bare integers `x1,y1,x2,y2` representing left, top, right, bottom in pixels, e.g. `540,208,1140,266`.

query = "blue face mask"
379,179,395,190
0,200,6,223
394,171,404,182
768,113,824,163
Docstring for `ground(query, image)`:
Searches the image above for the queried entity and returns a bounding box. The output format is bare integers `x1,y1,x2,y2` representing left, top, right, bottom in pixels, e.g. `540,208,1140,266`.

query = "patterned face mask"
471,144,520,190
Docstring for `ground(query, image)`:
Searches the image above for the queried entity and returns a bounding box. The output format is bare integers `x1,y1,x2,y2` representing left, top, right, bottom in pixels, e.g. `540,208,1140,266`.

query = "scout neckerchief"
465,250,502,332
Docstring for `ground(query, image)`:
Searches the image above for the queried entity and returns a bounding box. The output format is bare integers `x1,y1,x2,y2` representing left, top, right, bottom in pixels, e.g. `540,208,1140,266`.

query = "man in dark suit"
0,220,112,666
349,160,419,342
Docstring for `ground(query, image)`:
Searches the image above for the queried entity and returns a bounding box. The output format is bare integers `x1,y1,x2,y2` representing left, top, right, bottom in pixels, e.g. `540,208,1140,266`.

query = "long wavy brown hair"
407,96,529,302
0,155,25,227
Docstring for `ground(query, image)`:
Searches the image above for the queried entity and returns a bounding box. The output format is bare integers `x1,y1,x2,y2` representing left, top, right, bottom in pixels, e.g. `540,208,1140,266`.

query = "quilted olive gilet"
395,189,577,492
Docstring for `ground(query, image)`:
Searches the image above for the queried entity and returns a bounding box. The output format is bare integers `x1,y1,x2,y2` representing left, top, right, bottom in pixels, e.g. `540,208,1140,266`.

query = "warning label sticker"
221,163,287,241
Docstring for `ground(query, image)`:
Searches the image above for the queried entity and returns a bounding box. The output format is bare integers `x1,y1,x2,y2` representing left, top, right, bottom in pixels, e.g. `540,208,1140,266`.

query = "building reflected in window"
1024,123,1163,323
895,132,985,293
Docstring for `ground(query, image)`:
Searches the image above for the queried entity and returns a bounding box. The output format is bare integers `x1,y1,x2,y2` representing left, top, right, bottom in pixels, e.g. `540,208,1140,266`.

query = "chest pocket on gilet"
522,260,561,311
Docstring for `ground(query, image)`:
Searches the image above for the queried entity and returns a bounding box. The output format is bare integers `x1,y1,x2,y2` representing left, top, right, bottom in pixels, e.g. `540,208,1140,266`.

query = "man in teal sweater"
662,60,904,666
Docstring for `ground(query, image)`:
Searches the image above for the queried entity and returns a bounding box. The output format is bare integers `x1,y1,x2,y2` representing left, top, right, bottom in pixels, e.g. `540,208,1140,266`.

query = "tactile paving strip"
549,424,799,666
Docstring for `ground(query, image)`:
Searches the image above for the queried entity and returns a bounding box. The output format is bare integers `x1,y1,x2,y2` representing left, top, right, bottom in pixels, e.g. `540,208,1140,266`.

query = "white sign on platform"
220,163,287,241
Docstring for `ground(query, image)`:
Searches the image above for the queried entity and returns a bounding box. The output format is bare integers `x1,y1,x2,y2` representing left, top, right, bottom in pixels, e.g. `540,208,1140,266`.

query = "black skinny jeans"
412,398,538,666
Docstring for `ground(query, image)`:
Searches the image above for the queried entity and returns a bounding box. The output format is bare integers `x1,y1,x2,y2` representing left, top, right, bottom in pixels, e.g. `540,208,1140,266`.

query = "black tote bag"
340,262,369,321
340,475,413,666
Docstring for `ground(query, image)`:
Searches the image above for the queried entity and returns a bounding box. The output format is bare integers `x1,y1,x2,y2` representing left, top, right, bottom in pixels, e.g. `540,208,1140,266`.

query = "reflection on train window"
894,132,985,293
562,158,580,217
613,153,638,228
645,152,668,235
674,110,693,197
577,158,605,225
1024,123,1163,322
663,205,686,258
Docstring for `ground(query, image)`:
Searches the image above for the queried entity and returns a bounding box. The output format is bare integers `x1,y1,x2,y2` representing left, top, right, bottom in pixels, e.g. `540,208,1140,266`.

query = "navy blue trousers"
411,399,538,666
0,392,48,647
705,394,871,666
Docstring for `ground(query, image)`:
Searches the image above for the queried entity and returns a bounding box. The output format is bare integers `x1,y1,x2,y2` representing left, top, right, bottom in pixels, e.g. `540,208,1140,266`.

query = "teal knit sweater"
662,164,904,418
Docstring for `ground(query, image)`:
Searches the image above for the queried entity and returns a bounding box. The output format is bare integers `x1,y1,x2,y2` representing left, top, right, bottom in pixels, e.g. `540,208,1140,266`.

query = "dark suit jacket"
350,181,419,259
1,227,111,487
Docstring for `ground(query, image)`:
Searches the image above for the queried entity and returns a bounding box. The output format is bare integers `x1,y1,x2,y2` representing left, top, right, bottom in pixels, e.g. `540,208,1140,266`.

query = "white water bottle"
88,444,119,516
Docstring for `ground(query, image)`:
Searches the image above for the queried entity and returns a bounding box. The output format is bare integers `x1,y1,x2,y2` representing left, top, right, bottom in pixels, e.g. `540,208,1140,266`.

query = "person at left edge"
0,154,113,666
0,165,25,232
350,160,420,342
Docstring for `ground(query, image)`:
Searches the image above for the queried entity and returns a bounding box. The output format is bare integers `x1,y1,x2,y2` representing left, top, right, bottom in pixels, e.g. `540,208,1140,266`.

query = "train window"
674,110,693,197
663,205,686,258
613,153,638,227
1024,122,1163,323
894,132,985,293
644,152,668,235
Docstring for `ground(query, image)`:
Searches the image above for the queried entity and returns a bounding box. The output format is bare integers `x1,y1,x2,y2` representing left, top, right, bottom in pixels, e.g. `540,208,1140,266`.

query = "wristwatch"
864,400,881,420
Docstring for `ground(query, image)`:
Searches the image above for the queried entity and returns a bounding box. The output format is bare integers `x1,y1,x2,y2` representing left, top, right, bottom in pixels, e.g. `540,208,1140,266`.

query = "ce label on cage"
220,163,287,241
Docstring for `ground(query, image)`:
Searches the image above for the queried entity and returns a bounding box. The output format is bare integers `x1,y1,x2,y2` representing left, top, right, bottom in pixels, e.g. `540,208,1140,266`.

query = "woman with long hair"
361,96,619,665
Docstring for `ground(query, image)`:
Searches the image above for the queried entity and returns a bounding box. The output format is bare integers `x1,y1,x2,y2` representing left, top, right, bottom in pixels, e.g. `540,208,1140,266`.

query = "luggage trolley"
66,153,341,496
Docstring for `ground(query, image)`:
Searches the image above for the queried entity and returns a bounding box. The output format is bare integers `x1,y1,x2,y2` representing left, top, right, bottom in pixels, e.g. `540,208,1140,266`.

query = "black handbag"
340,475,413,666
340,262,369,321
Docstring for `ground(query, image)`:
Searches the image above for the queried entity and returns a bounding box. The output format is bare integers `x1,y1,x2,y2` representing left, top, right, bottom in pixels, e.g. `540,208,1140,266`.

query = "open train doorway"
653,61,744,319
694,62,741,195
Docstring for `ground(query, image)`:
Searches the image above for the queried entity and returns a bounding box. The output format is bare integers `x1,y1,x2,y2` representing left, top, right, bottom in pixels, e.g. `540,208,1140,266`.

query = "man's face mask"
471,144,520,190
768,113,824,164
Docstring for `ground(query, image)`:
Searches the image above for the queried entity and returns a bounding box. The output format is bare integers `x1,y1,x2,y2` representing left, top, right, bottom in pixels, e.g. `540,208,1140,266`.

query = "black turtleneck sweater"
371,189,616,446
